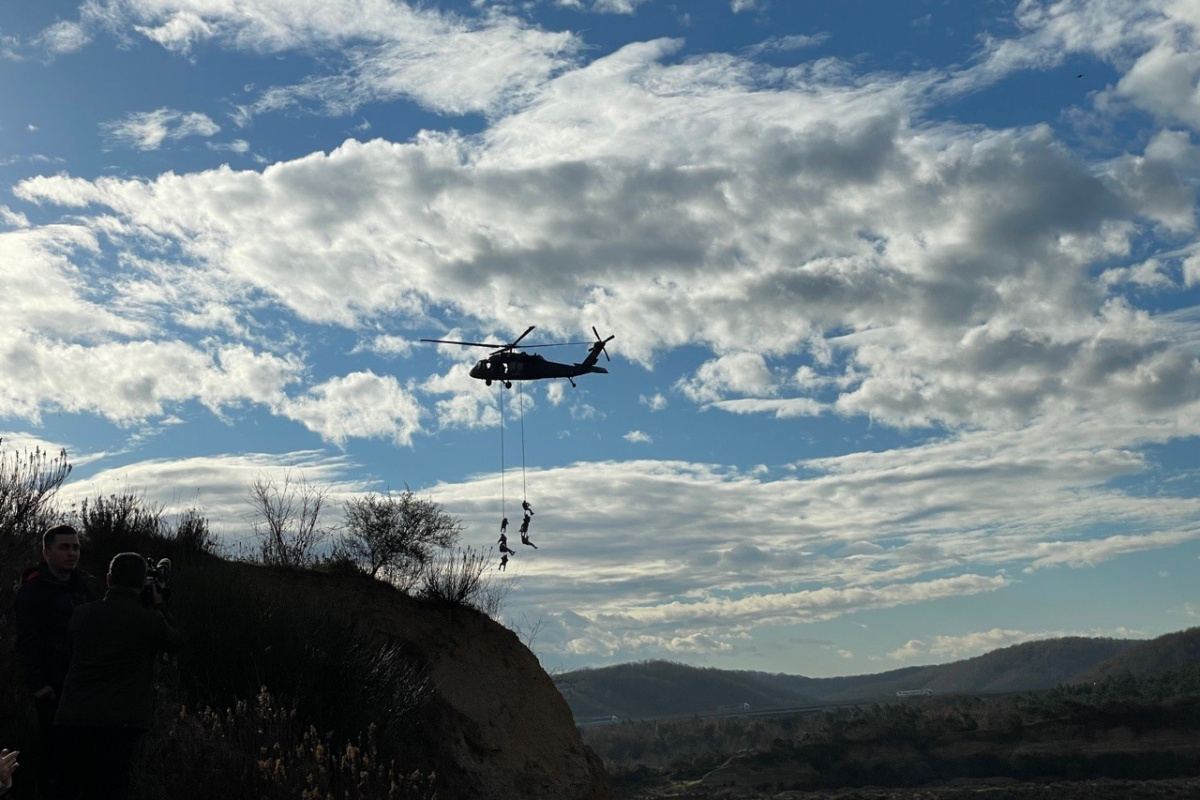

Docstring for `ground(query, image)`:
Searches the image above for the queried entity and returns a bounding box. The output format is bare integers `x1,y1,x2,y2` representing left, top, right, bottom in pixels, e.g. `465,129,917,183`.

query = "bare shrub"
75,492,167,559
339,489,462,589
245,473,335,568
513,612,548,650
0,440,72,569
417,547,507,616
169,507,217,557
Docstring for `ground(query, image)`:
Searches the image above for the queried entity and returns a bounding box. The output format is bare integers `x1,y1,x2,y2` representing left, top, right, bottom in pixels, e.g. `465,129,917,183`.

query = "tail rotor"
591,326,614,361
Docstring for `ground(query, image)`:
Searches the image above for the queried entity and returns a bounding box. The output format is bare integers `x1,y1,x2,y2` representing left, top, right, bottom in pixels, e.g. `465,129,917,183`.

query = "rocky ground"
618,777,1200,800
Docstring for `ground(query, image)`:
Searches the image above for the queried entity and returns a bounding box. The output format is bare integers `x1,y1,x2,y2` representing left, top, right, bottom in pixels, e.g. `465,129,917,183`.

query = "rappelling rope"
519,381,528,502
498,382,506,518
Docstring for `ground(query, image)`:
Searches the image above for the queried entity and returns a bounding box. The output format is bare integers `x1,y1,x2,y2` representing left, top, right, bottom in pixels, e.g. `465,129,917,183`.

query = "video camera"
139,556,172,607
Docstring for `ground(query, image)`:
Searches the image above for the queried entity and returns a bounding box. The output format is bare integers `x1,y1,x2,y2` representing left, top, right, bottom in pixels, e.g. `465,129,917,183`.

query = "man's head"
42,525,81,579
107,553,148,591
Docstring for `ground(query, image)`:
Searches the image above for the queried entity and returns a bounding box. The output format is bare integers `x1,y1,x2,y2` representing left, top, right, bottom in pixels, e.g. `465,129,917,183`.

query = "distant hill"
555,660,820,719
1079,626,1200,682
557,634,1162,720
760,636,1137,702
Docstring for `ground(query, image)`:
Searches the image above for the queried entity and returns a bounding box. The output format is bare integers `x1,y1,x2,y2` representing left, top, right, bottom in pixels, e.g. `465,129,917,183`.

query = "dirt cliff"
257,566,612,800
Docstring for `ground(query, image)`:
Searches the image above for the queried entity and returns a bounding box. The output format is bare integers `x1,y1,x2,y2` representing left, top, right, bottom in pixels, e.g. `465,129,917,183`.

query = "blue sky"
2,0,1200,678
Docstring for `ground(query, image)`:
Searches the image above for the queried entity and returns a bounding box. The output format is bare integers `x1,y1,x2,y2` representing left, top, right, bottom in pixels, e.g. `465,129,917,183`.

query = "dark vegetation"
0,441,502,800
583,667,1200,797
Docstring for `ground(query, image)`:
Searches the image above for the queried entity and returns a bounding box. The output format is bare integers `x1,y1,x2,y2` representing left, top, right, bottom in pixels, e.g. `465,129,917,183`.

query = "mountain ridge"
557,628,1200,720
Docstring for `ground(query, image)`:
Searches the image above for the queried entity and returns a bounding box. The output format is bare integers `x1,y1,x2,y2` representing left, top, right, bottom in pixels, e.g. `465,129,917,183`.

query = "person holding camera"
51,553,184,800
14,525,99,798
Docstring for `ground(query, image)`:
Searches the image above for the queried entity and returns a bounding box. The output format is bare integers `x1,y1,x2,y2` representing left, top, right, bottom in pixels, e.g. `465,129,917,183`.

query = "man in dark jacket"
52,552,184,799
13,525,98,798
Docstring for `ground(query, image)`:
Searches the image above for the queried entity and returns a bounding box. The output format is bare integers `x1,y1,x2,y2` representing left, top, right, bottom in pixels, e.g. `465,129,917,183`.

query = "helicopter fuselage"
470,351,608,384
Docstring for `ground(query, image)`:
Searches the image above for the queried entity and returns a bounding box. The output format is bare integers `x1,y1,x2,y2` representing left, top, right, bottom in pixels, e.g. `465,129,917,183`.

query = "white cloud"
83,0,580,119
0,225,147,341
745,33,831,57
710,398,824,418
1,206,30,228
639,393,667,411
134,11,214,53
355,334,414,357
676,353,779,404
280,371,423,446
0,336,303,425
12,46,1200,444
952,0,1200,131
32,20,91,56
623,430,652,443
579,0,655,13
101,109,221,150
207,139,251,154
1185,254,1200,287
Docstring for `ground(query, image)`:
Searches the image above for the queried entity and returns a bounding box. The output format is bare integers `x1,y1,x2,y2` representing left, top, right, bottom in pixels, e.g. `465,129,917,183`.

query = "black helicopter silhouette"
421,326,614,388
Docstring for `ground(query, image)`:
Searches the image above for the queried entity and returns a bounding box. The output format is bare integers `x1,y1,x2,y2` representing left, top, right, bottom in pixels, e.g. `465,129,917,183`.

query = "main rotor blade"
521,341,592,349
510,325,536,348
420,338,507,348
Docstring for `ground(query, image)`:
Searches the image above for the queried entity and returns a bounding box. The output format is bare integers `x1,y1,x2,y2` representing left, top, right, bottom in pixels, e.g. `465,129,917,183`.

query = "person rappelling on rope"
499,553,509,571
498,532,517,555
519,512,538,549
521,500,533,516
500,516,509,534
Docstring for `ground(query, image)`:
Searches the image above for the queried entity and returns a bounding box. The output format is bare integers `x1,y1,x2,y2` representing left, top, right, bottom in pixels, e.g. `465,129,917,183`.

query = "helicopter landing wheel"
485,379,492,386
504,381,513,389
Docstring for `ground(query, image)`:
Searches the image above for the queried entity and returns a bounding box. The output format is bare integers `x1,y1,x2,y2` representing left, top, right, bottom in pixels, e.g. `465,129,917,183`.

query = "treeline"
0,440,500,800
582,667,1200,792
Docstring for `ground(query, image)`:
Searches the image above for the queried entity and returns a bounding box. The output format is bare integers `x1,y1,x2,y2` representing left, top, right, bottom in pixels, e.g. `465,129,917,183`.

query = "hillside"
171,557,611,800
1079,627,1200,682
559,635,1142,719
555,660,819,719
762,636,1137,702
0,537,611,800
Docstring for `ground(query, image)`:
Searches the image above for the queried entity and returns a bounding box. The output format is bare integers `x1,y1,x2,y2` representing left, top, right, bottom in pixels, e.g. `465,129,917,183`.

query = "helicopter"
421,326,614,388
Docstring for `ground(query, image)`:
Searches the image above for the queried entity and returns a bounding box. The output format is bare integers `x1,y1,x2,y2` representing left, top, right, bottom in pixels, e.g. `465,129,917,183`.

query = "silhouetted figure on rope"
521,500,534,516
497,533,516,556
499,553,509,571
520,531,538,550
500,517,509,534
518,514,531,536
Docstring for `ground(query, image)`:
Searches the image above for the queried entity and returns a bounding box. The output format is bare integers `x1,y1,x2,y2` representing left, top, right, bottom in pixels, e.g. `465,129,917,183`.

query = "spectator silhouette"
14,524,98,799
52,552,184,800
